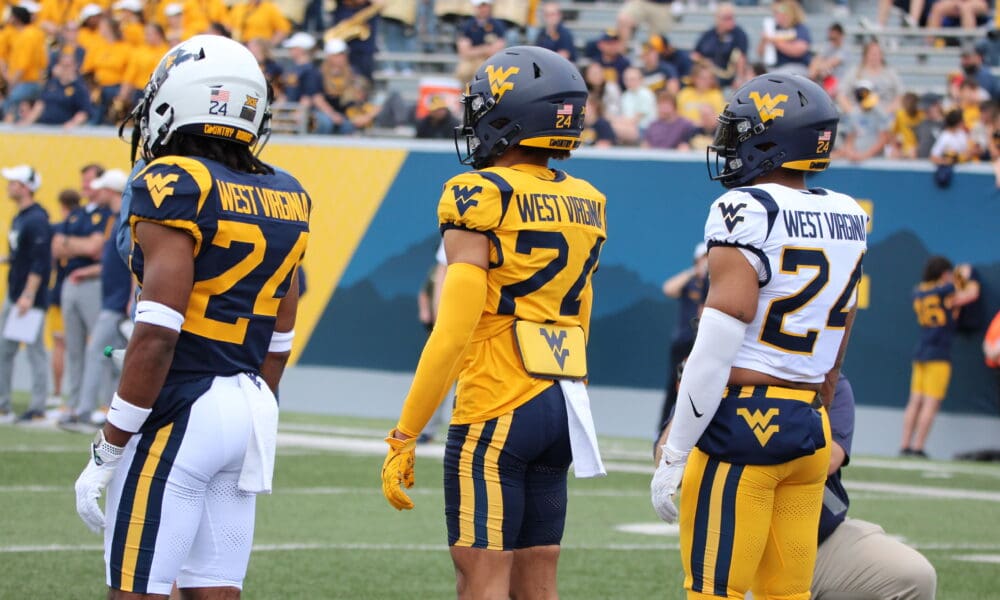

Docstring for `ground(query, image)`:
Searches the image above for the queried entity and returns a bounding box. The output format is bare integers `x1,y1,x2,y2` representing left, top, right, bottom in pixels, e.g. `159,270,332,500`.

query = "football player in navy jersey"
74,35,310,599
651,73,867,599
900,256,979,458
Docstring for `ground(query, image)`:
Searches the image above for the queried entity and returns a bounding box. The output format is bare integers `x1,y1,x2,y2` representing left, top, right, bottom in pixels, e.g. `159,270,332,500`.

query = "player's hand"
650,446,688,524
75,430,125,534
381,430,416,510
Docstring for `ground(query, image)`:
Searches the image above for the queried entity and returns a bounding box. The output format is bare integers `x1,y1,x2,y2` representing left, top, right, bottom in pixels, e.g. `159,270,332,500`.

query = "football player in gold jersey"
381,46,607,599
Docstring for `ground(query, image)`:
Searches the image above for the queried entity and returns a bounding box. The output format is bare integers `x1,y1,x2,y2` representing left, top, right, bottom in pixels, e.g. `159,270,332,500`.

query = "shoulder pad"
704,188,777,251
438,171,506,232
131,156,213,221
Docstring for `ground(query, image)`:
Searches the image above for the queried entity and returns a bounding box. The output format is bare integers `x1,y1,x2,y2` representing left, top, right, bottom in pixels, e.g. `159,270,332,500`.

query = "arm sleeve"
397,262,487,437
665,307,749,456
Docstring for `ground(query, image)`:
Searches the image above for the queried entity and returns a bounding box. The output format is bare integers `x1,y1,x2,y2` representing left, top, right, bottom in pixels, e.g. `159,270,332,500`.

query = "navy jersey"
8,203,51,307
459,17,507,46
128,156,311,388
63,204,112,274
534,24,577,63
912,281,957,361
817,375,854,544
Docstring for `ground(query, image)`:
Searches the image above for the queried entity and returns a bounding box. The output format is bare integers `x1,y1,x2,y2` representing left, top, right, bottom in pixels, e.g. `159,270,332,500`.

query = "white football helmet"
135,34,271,158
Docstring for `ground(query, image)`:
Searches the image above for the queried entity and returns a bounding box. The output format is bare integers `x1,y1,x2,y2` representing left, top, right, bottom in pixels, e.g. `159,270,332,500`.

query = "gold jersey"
437,163,607,424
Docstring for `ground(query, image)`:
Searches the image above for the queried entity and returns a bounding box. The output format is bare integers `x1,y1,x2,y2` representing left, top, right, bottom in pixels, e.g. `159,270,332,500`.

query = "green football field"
2,410,999,599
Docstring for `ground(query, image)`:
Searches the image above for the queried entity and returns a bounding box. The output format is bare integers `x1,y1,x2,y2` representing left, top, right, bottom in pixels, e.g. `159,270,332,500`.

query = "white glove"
650,445,689,524
75,430,126,534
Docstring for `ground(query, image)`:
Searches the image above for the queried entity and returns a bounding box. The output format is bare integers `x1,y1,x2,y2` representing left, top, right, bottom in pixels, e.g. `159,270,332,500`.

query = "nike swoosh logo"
688,394,703,418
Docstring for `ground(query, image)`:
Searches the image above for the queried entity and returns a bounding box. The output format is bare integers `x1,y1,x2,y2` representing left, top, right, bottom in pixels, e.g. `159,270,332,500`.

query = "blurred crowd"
1,0,999,178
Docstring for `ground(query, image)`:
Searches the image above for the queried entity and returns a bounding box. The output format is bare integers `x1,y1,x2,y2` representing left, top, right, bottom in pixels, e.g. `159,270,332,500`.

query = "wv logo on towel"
539,327,570,370
737,407,780,446
452,184,482,216
717,201,747,233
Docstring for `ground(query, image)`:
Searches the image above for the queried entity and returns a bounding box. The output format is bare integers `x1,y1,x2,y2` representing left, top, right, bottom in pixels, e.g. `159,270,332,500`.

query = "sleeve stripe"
129,216,203,257
474,171,514,227
733,187,779,242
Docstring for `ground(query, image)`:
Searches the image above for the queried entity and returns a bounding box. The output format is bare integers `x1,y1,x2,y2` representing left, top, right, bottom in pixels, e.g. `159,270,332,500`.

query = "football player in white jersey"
650,73,868,599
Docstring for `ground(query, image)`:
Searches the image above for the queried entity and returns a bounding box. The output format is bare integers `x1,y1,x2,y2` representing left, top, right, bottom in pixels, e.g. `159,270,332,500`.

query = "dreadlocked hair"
159,134,274,175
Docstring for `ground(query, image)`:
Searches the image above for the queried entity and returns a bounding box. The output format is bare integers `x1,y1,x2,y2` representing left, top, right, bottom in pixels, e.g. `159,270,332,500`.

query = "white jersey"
704,183,868,383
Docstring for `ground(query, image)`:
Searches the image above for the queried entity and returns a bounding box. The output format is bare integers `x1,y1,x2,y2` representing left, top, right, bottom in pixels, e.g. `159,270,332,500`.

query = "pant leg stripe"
109,427,161,590
483,413,512,551
132,407,190,593
714,464,744,596
112,423,174,592
470,419,498,549
690,456,720,593
456,423,485,547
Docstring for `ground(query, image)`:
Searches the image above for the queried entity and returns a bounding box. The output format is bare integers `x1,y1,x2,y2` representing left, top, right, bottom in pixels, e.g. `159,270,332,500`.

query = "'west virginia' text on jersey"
705,183,867,383
129,156,311,388
438,164,607,424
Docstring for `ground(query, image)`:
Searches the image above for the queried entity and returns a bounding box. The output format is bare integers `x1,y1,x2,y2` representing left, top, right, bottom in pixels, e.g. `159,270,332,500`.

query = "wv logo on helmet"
737,408,780,446
485,65,519,102
539,327,570,370
749,91,788,123
717,201,746,233
452,184,482,216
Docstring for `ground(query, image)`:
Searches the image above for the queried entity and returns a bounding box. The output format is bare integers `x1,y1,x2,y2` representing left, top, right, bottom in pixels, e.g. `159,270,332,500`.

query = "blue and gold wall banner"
1,130,997,415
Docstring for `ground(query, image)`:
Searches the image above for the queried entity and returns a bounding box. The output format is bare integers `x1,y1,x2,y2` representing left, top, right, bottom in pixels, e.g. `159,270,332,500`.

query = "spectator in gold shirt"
3,6,48,123
81,16,129,123
76,4,104,53
111,0,146,46
229,0,290,45
114,23,168,110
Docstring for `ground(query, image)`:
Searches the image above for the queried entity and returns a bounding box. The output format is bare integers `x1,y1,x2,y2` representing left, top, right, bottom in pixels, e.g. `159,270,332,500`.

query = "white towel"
559,380,606,478
237,372,279,494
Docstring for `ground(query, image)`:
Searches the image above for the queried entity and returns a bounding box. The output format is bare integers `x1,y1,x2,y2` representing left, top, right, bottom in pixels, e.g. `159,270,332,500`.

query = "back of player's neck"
754,170,806,190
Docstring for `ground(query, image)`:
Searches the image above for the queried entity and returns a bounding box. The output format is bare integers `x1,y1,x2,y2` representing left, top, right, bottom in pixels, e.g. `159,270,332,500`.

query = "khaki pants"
813,518,937,599
618,0,674,36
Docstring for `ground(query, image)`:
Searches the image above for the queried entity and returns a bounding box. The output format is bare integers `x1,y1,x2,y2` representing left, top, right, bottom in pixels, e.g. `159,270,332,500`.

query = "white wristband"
106,393,153,433
268,329,295,353
134,300,185,332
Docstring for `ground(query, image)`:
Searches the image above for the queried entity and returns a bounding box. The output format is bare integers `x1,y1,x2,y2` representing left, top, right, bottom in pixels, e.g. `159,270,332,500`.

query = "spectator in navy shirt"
17,53,91,128
455,0,506,84
416,94,460,139
581,96,617,147
534,1,575,62
330,0,379,79
639,36,680,94
0,165,51,424
590,29,630,87
648,33,691,82
758,0,812,76
691,2,748,88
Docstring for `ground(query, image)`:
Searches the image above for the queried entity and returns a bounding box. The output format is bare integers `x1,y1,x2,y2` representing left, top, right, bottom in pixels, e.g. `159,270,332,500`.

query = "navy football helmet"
455,46,588,169
707,73,839,189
